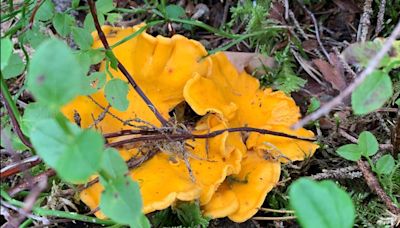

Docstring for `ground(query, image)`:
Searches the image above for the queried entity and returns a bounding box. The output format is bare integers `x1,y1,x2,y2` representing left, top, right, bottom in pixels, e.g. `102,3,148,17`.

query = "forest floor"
1,0,399,227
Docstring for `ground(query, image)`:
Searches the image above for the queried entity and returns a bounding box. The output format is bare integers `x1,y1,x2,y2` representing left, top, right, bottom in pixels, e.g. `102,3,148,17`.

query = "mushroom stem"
87,0,169,127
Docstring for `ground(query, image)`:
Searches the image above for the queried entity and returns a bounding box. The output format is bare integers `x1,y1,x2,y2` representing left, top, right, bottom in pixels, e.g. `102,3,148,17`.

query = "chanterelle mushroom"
62,24,318,222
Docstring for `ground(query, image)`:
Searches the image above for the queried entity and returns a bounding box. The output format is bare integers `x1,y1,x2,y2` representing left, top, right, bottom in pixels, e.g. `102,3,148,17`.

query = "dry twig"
293,21,400,129
358,0,373,41
357,160,400,215
375,0,387,36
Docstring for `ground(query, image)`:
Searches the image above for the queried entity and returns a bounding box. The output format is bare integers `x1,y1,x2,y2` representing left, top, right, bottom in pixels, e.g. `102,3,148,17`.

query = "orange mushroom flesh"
62,24,318,223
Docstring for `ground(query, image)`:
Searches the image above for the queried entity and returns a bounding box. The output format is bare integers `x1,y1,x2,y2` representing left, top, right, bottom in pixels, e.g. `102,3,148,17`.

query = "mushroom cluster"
62,24,318,222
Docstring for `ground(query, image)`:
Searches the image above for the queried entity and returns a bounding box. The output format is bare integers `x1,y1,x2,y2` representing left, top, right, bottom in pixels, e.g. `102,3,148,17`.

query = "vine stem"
1,190,115,225
0,73,32,149
87,0,169,126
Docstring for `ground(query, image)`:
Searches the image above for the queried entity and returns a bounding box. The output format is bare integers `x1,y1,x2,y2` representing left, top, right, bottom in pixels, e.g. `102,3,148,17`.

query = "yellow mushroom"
62,24,211,131
79,114,244,217
61,24,318,223
183,52,318,162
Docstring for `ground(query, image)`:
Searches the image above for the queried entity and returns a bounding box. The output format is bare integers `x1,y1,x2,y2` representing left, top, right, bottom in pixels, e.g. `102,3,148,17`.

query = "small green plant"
336,131,396,176
151,201,210,228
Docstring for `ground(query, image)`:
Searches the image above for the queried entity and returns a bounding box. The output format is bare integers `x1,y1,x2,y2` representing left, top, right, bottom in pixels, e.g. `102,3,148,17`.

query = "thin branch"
1,156,41,179
375,0,386,36
8,169,56,197
252,216,296,221
28,0,43,29
357,160,400,215
293,20,400,129
299,2,331,63
86,0,169,126
359,0,373,42
106,126,316,148
259,208,294,214
310,165,362,180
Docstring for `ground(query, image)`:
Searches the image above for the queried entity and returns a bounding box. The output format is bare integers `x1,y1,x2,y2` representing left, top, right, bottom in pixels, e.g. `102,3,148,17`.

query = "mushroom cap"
202,183,239,218
203,150,281,222
62,24,211,131
184,52,301,128
78,115,244,215
183,52,318,162
247,125,319,162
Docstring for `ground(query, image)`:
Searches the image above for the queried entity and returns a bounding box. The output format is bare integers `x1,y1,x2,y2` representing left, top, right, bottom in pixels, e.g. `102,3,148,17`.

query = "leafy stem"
0,73,32,149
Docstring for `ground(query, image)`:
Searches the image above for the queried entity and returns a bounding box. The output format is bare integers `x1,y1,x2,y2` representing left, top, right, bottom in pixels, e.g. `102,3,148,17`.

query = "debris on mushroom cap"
203,151,281,222
61,24,318,223
247,125,319,162
78,114,244,215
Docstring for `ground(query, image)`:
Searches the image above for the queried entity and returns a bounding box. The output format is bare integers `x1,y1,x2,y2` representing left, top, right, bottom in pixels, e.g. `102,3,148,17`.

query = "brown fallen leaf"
302,39,318,52
332,0,361,13
223,51,276,76
313,58,346,91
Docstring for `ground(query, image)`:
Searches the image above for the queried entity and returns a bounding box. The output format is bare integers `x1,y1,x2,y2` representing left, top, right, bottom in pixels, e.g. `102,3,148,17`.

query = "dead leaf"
332,0,361,13
223,51,275,76
268,2,285,24
302,39,318,52
313,59,346,91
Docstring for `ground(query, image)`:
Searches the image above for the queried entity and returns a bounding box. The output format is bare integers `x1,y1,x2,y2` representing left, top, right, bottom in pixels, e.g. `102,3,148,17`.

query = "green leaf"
82,72,106,95
100,176,143,226
375,154,395,175
289,178,355,228
396,98,400,106
1,37,13,70
174,202,210,228
30,118,103,183
105,50,118,69
72,0,80,8
52,13,76,37
96,0,115,14
72,27,93,50
75,51,92,74
57,129,104,183
21,102,54,135
27,39,84,110
352,71,393,115
358,131,379,157
20,26,48,48
84,13,105,32
2,53,25,79
336,144,361,161
307,97,321,114
165,5,185,19
35,0,55,22
342,41,388,68
106,13,122,24
101,148,128,179
0,125,29,151
87,49,105,64
104,79,129,111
